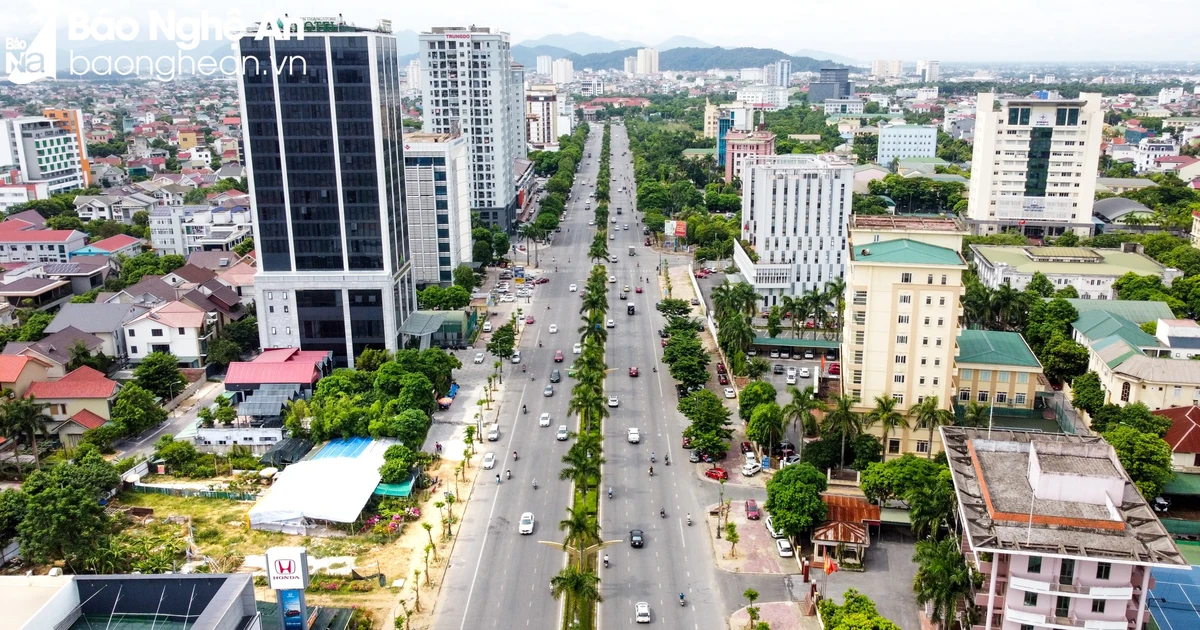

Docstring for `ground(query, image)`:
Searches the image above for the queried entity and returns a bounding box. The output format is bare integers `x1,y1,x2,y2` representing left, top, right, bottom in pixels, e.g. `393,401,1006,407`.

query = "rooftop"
1155,406,1200,454
956,330,1042,368
942,427,1185,566
1113,354,1200,385
971,245,1167,277
1050,298,1174,324
27,365,118,399
850,214,967,233
851,238,965,266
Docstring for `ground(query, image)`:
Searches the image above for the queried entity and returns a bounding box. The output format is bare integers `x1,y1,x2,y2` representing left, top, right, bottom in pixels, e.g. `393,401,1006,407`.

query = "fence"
131,483,258,502
1163,518,1200,538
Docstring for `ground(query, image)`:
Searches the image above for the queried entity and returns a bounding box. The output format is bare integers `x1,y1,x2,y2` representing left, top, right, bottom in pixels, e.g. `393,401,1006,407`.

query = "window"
896,335,908,344
1028,556,1042,574
901,273,912,283
899,294,912,304
130,345,138,354
925,296,933,305
936,338,943,347
961,369,973,379
980,370,991,381
853,290,867,305
998,371,1010,383
1055,596,1070,618
916,440,929,453
978,391,990,402
854,351,864,363
941,275,947,285
888,439,900,454
1096,562,1111,580
937,317,944,326
1091,600,1105,614
933,377,939,386
1121,382,1131,402
852,370,863,384
894,374,905,383
1014,393,1027,405
924,317,930,325
927,274,934,284
959,388,971,401
996,392,1008,403
939,296,946,306
284,305,289,313
1017,372,1029,384
128,329,135,337
151,329,164,337
1024,591,1038,607
892,393,904,404
919,376,926,385
898,315,910,324
895,355,907,364
922,337,929,346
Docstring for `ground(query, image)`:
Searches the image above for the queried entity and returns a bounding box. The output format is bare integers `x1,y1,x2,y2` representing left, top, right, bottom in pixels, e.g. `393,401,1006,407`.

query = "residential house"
98,275,179,306
1094,177,1158,195
26,366,120,449
70,234,143,259
853,164,890,194
44,302,146,360
0,277,74,311
1155,406,1200,474
1074,311,1200,410
943,427,1183,630
124,300,214,367
0,354,50,398
3,326,106,379
0,220,88,265
217,262,255,305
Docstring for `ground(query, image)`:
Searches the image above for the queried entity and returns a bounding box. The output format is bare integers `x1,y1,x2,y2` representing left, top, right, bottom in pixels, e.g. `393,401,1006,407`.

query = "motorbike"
513,452,519,461
660,507,666,519
679,593,685,606
533,479,538,489
607,487,613,499
522,405,527,414
665,455,670,466
538,341,542,347
603,555,609,568
522,365,527,373
506,469,511,480
648,467,654,477
650,453,656,463
687,514,692,526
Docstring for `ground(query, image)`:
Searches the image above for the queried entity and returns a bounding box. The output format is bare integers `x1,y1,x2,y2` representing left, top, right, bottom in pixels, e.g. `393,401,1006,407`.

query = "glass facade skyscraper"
238,22,416,367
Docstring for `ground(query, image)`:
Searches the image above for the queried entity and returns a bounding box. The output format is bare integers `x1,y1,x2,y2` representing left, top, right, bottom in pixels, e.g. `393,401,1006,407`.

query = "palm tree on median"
560,447,603,498
865,395,908,462
559,503,601,565
550,565,603,620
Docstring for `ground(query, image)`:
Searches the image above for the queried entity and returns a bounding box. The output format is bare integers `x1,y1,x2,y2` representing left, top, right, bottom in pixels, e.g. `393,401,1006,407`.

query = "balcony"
1004,605,1126,630
1009,576,1133,600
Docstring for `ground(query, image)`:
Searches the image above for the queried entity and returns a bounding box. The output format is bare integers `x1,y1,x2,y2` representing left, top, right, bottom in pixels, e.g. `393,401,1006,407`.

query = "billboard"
280,588,307,630
266,547,310,591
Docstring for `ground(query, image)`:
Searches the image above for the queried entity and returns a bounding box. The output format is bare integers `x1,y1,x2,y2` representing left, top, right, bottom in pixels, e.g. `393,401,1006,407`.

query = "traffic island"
729,601,819,630
706,501,792,575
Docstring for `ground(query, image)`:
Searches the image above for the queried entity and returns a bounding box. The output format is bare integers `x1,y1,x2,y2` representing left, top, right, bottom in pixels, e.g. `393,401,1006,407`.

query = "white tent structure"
248,439,394,534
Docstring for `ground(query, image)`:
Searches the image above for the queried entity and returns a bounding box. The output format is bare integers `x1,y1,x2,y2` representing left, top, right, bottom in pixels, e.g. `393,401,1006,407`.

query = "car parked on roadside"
705,467,729,481
741,463,762,476
474,352,486,364
745,500,761,520
776,539,794,557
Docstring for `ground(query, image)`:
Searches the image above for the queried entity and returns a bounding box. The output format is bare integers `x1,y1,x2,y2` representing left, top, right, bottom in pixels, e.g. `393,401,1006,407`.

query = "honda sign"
266,547,310,590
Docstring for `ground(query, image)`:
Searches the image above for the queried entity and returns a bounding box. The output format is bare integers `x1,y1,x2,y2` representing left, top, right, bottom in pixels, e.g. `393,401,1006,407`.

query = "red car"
525,315,535,324
705,468,729,481
535,277,549,284
635,286,643,293
629,367,639,377
741,441,754,454
554,350,564,363
718,373,729,385
716,362,727,375
745,499,761,520
829,362,840,375
682,436,692,449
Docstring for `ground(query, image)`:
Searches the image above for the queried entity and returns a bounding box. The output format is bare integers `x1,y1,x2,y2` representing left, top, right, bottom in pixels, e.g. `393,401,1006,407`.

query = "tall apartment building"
703,98,720,139
402,133,471,287
41,109,91,186
0,117,87,195
623,57,637,76
870,60,888,77
420,26,527,229
736,85,789,111
536,55,552,75
841,216,967,454
942,427,1184,630
916,60,939,82
967,92,1104,237
526,85,560,149
551,58,574,85
723,130,776,183
636,48,659,75
579,79,604,97
716,101,757,166
405,59,421,91
887,59,902,77
732,154,853,306
877,123,938,165
237,20,417,367
807,68,853,104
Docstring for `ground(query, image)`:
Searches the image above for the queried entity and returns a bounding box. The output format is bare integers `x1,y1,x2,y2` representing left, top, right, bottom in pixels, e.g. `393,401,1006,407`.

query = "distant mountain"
512,45,583,68
517,32,644,55
791,49,860,66
534,46,841,73
657,36,712,51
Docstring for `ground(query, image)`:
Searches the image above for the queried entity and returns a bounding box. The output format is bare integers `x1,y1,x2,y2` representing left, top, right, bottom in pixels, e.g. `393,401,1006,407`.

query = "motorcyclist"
687,513,692,525
665,454,670,465
660,507,666,518
513,451,519,460
607,487,613,498
533,478,538,489
496,474,501,484
649,466,654,476
523,404,527,414
603,554,609,567
651,452,656,463
522,365,527,373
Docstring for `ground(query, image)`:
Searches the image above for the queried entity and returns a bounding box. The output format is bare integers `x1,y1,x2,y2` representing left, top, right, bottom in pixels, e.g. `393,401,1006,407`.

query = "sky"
4,0,1199,62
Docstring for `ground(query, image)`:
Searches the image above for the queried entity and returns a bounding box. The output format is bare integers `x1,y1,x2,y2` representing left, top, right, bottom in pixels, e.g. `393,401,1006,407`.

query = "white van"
487,424,500,441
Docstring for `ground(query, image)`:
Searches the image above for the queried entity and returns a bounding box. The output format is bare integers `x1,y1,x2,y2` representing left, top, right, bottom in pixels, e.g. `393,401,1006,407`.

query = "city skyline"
3,1,1199,64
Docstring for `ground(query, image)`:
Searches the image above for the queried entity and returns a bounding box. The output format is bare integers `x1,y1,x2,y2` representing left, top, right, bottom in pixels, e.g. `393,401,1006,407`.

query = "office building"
716,101,757,166
970,244,1181,300
823,98,864,115
403,133,472,287
551,58,574,85
942,427,1183,630
916,60,939,82
636,48,659,75
237,19,417,367
0,117,87,195
736,85,789,111
723,130,776,183
526,85,561,149
877,123,937,164
769,59,791,86
624,56,637,76
579,78,604,97
966,92,1104,237
41,109,91,186
870,60,888,77
421,26,527,229
732,154,853,305
536,55,552,75
841,215,967,445
1133,137,1179,173
703,98,720,138
807,68,853,104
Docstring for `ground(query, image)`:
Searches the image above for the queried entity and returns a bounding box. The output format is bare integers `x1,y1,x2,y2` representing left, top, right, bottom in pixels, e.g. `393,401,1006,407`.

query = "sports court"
1149,565,1200,630
312,436,374,460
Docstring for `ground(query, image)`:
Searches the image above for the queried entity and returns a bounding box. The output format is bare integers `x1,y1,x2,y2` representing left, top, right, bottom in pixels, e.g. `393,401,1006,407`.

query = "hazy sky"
5,1,1199,61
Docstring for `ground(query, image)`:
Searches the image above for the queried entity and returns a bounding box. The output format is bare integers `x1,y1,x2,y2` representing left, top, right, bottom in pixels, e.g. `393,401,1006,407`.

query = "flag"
824,555,838,575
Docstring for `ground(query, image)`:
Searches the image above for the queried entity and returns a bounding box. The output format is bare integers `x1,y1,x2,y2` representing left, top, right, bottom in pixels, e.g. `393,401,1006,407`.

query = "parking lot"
709,499,795,575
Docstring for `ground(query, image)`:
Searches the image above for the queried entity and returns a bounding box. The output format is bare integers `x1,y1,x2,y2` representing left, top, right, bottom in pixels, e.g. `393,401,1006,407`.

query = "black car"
675,383,689,399
659,329,670,338
825,350,838,360
772,440,796,457
773,364,785,374
550,370,562,383
630,529,644,548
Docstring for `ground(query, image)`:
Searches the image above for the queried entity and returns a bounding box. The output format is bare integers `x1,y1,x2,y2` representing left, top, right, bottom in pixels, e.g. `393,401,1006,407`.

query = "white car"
764,514,785,539
623,224,629,230
609,275,617,283
487,425,500,441
785,373,796,385
608,396,619,408
635,602,651,623
500,294,516,303
519,512,535,535
512,351,522,364
776,539,795,557
627,428,640,443
549,324,558,334
610,232,615,240
474,352,486,364
724,387,736,399
483,321,492,333
798,367,811,378
588,220,595,226
557,425,570,441
482,452,496,469
540,412,552,427
569,284,577,292
606,319,615,328
741,463,762,477
573,343,582,354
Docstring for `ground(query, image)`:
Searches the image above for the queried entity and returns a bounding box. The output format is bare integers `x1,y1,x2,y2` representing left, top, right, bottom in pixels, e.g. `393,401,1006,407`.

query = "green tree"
748,402,786,455
822,395,862,469
18,468,109,565
764,462,828,537
1026,271,1055,297
452,264,477,291
865,395,908,462
232,238,255,256
486,321,516,360
912,537,972,630
909,396,955,460
0,396,53,472
206,338,242,367
153,435,200,471
1103,424,1173,498
549,565,603,621
738,380,777,422
1070,371,1105,416
110,383,168,436
0,488,25,547
133,352,186,400
1039,334,1090,383
819,588,901,630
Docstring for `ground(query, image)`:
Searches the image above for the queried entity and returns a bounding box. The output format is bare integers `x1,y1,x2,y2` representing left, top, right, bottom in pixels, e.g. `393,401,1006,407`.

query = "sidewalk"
729,601,819,630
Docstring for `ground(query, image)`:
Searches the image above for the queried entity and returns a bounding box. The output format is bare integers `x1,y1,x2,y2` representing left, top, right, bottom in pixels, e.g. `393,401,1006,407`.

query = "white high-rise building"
237,21,417,367
406,59,421,89
917,60,940,82
732,154,854,306
877,123,938,165
870,60,888,77
420,26,528,229
0,117,87,195
636,48,659,75
887,59,903,77
774,59,792,87
551,58,574,85
624,57,637,76
536,55,552,75
556,93,576,139
967,92,1104,238
526,85,560,150
736,85,789,111
402,133,472,287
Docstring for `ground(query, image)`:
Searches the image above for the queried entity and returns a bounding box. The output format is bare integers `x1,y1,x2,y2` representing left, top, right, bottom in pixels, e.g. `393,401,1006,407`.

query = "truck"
628,246,635,256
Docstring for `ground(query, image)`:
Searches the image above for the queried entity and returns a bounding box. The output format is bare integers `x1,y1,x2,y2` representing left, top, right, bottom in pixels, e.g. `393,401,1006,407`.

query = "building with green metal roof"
956,330,1041,368
1073,310,1161,351
954,330,1047,418
1047,298,1174,324
972,245,1180,300
851,239,964,266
